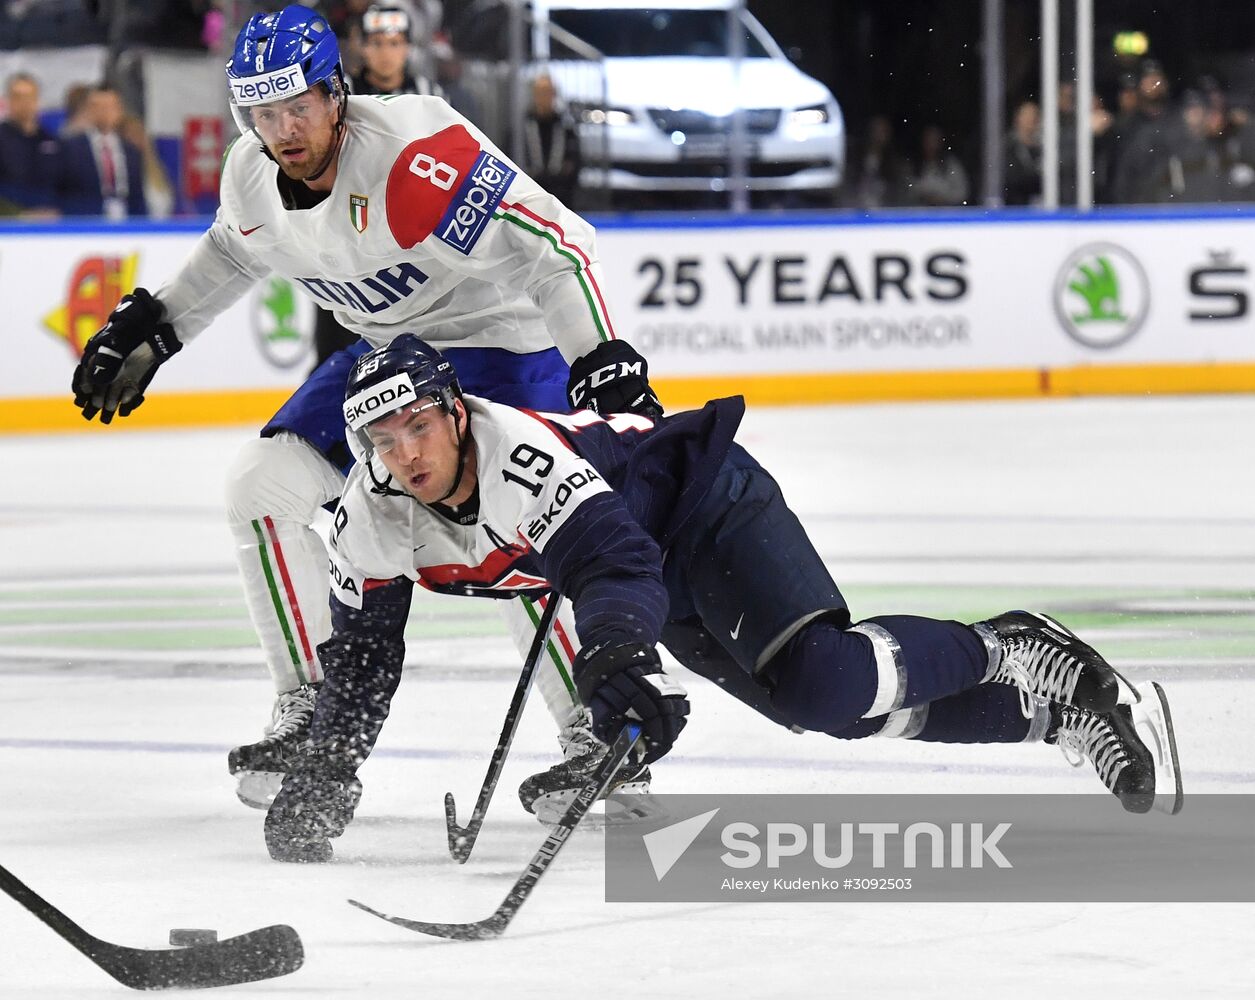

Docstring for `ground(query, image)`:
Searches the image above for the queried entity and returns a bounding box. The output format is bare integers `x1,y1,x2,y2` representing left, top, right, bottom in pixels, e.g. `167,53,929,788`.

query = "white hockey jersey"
328,396,629,608
157,95,617,362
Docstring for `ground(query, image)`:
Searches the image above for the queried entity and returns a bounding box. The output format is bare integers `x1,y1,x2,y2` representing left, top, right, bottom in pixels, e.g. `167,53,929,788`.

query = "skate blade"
235,771,284,811
1132,681,1184,815
531,784,662,828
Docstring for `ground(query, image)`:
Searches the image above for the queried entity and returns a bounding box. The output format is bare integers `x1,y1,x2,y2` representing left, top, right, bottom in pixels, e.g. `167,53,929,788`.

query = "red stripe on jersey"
551,614,578,662
417,543,538,589
262,515,314,665
517,408,576,452
498,200,617,340
500,571,551,589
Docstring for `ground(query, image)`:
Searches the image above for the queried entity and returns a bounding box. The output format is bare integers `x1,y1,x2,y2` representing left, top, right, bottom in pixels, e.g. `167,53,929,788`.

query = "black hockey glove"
264,743,363,864
71,287,182,424
566,339,663,419
574,642,689,764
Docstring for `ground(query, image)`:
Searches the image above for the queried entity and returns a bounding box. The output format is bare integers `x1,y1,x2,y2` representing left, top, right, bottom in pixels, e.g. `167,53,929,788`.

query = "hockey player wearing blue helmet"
70,5,661,815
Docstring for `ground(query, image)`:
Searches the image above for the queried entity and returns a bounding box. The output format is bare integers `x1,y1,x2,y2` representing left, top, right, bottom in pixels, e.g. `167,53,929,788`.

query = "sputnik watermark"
717,821,1012,870
606,794,1255,903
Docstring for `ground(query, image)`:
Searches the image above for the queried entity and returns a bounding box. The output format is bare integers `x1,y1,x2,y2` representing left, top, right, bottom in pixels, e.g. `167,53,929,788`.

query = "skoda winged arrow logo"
1053,242,1149,349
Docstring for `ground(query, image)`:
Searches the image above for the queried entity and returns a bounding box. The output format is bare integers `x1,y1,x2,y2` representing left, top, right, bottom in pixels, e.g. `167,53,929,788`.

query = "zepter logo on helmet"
225,3,346,142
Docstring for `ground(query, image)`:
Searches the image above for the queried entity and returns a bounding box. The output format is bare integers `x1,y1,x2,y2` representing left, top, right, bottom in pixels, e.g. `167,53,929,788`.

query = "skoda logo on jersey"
231,64,307,106
436,152,515,255
1053,243,1149,349
344,373,417,429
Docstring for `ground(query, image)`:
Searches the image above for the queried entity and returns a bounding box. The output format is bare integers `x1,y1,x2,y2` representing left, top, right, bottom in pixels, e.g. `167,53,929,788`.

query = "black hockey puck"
169,928,219,946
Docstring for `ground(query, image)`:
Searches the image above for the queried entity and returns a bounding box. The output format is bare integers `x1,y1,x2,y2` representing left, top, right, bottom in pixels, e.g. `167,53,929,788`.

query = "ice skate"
519,718,652,825
1048,681,1183,814
228,683,321,810
977,610,1121,715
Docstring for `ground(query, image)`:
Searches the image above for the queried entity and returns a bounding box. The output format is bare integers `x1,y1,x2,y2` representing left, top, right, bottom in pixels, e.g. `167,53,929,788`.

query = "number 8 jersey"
156,95,616,364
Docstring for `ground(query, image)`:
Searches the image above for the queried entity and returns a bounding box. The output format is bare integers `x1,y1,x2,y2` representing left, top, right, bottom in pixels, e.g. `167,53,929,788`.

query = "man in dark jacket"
0,72,61,216
58,83,147,218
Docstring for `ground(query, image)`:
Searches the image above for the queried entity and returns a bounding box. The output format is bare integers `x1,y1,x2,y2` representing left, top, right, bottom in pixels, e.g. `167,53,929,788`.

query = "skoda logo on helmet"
344,373,418,430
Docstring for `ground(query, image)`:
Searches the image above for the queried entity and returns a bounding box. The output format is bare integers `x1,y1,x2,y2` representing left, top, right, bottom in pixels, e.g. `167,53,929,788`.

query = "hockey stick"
351,721,641,941
0,862,304,990
444,592,563,863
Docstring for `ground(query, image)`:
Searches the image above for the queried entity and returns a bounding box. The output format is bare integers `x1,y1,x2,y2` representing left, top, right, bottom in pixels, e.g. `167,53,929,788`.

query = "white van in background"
532,0,845,207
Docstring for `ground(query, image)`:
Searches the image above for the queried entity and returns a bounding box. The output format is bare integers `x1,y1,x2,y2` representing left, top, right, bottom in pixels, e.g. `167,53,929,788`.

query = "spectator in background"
513,72,581,208
1088,92,1118,204
1196,83,1255,201
316,3,445,367
350,5,441,96
1052,83,1116,205
1003,99,1041,205
59,82,92,137
0,71,61,216
58,83,147,218
120,113,175,218
1110,60,1175,204
845,114,909,209
431,31,480,120
323,0,441,79
100,0,217,50
907,124,968,206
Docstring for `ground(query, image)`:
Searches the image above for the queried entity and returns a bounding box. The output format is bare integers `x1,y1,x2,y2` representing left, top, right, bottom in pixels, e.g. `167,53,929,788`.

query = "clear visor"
228,73,342,138
356,399,446,457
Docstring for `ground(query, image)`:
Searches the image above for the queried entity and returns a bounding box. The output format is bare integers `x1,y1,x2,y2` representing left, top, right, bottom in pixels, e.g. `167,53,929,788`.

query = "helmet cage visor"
228,70,343,138
344,372,457,456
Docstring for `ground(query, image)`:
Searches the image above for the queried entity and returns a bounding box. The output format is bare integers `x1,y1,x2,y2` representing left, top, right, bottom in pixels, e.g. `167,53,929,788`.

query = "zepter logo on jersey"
386,124,516,254
230,63,307,106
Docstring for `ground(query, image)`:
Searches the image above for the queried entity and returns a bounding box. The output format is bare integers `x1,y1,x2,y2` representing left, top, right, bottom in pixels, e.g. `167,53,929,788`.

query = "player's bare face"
363,33,408,83
370,400,474,505
250,89,338,182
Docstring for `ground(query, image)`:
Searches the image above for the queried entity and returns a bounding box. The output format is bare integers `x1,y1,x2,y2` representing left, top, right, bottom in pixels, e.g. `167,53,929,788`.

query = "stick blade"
88,924,305,990
348,899,502,942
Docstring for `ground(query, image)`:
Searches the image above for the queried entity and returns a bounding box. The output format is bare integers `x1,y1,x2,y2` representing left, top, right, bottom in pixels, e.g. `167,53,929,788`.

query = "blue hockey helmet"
343,334,463,457
226,4,346,140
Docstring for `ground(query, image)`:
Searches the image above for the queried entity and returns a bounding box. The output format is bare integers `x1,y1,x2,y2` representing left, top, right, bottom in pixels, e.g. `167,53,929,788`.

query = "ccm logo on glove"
566,340,663,420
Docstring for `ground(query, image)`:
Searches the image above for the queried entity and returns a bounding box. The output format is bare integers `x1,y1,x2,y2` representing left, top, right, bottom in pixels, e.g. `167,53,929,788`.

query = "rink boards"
2,208,1255,432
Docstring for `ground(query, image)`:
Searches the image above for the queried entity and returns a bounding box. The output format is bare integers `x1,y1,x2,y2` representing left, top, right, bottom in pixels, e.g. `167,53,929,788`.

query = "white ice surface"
1,396,1253,998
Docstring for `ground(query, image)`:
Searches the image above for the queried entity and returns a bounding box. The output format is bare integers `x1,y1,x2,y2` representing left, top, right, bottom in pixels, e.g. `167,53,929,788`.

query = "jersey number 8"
409,152,459,191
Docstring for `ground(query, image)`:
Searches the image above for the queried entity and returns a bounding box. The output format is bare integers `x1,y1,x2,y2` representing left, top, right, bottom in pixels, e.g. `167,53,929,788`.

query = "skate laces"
995,636,1082,718
267,685,318,740
557,718,646,783
558,718,602,762
1055,708,1130,790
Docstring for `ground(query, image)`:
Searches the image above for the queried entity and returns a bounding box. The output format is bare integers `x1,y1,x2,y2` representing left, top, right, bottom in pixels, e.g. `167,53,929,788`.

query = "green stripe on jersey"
522,595,578,701
251,519,306,679
494,210,610,342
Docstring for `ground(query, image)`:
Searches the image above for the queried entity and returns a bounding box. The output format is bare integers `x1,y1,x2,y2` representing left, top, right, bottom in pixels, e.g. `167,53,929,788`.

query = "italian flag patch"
349,193,368,233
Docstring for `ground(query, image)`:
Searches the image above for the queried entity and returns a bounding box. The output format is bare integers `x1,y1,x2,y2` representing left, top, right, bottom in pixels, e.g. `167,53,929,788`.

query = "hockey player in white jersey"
68,4,660,808
261,336,1184,862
